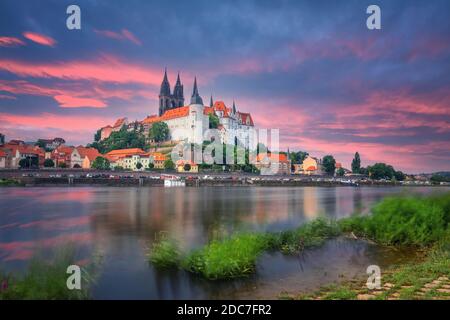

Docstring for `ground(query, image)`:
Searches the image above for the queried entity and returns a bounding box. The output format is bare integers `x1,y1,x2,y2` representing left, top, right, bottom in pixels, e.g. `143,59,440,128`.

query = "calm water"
0,186,447,299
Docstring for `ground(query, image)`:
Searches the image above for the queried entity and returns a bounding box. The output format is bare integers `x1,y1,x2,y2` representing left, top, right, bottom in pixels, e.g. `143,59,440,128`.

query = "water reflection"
0,186,447,299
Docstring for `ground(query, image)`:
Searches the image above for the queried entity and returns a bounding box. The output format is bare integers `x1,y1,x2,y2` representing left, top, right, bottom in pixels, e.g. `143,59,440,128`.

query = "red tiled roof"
106,148,145,157
237,112,254,126
256,153,289,163
306,166,317,171
146,152,167,161
176,160,197,166
76,147,102,161
142,106,190,124
54,145,74,155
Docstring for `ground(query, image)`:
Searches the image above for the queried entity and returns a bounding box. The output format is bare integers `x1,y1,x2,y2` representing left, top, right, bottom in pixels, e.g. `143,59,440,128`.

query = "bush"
182,233,272,280
149,238,181,268
339,193,450,246
0,248,93,300
43,159,55,168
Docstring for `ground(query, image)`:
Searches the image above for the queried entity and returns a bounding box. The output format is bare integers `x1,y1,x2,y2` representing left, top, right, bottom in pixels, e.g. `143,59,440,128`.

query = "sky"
0,0,449,173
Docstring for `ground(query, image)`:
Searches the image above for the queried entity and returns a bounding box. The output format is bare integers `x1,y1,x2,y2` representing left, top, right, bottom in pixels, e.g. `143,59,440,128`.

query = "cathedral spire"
232,100,237,114
190,77,203,105
210,95,214,107
160,67,171,96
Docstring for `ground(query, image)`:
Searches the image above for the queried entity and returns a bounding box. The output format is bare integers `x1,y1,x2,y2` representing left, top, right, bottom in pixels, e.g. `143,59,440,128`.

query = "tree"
147,163,155,170
322,155,336,175
368,163,395,180
336,168,345,176
91,156,110,170
351,152,361,173
94,129,102,142
209,113,219,129
19,157,39,169
136,162,143,170
164,159,175,170
183,163,191,171
394,170,406,181
58,162,67,168
43,158,55,168
289,151,309,164
149,122,170,143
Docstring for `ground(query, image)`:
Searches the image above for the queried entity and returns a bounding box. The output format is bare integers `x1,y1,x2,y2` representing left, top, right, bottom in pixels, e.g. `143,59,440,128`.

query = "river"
0,186,447,299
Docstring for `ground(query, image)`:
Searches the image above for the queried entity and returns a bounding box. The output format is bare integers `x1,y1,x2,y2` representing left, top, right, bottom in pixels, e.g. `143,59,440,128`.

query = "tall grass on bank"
149,236,181,269
0,247,95,300
339,193,450,246
149,192,450,280
182,233,274,280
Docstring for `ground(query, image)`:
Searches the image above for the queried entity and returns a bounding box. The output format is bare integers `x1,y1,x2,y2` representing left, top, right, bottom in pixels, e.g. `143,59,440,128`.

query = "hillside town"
0,71,448,185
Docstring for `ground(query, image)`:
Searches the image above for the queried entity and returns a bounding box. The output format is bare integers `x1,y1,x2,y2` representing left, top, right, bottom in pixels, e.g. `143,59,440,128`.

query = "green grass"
339,193,450,246
149,238,181,268
0,248,94,300
182,233,273,280
0,178,23,186
276,218,341,254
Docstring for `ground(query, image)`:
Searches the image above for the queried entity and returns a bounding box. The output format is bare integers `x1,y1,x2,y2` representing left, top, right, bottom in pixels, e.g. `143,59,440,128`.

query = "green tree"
430,174,450,183
183,163,192,171
94,129,102,142
368,163,395,180
351,152,361,173
58,162,67,169
147,163,155,170
91,156,110,170
43,158,55,168
136,162,143,170
394,170,406,181
322,155,336,175
289,151,309,164
149,122,170,143
336,168,345,176
19,157,39,169
209,113,220,129
164,159,175,170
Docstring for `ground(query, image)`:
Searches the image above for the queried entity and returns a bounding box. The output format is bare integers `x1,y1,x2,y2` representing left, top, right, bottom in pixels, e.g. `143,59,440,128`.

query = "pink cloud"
0,112,115,133
0,55,162,85
22,31,56,47
94,29,142,46
0,36,25,47
0,78,157,110
0,94,17,100
54,95,107,108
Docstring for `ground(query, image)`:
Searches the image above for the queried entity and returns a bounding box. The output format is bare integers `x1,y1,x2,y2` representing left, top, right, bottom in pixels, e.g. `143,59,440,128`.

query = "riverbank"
284,239,450,300
0,170,445,188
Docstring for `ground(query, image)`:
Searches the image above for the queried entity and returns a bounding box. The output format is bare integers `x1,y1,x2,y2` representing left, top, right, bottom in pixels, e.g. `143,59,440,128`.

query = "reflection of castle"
100,70,256,148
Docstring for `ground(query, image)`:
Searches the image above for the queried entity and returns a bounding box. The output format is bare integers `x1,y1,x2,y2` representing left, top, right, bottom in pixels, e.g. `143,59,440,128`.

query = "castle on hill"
100,70,256,148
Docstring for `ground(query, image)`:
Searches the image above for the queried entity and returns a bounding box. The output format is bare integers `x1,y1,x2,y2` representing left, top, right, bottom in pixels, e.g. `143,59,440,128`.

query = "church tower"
159,68,171,116
190,77,204,105
173,72,184,108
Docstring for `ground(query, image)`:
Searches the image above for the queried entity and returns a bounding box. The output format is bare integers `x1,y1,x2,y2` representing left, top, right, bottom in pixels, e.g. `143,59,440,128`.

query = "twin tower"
158,69,203,116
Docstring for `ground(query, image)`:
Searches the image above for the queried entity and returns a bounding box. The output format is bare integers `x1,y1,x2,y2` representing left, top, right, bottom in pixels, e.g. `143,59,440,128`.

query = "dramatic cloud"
53,95,107,108
95,29,142,46
0,36,25,47
0,55,162,85
22,31,56,47
0,0,449,173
